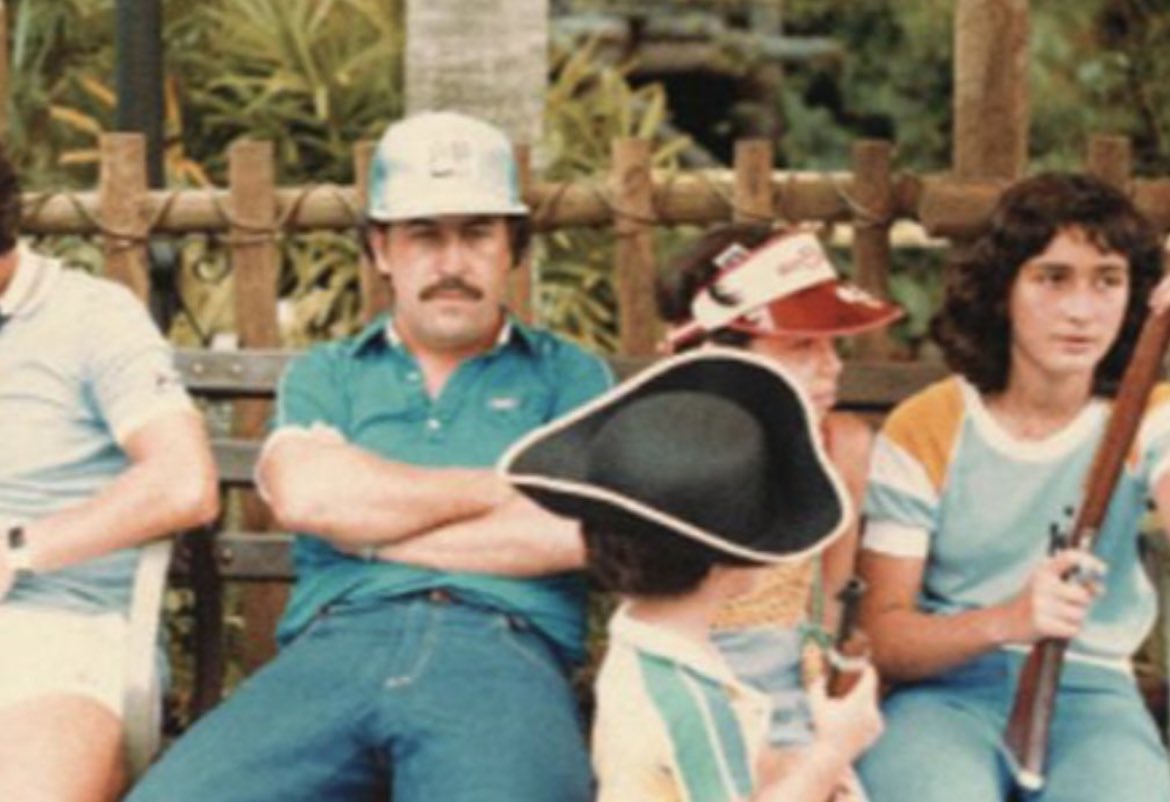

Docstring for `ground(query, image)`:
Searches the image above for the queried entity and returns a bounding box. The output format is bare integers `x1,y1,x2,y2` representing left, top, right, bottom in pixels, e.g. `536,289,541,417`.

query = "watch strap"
6,526,33,574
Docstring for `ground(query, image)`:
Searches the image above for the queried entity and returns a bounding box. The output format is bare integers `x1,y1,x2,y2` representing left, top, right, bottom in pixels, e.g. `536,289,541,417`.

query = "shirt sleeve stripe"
638,654,753,802
862,519,931,557
868,434,937,505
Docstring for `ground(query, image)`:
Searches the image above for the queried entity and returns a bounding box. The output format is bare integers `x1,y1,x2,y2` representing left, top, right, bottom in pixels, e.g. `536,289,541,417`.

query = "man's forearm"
375,494,585,577
259,435,509,548
18,412,219,574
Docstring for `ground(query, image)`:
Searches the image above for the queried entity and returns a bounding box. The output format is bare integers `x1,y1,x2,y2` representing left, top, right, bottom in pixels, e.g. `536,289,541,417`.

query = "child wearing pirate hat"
500,349,884,802
658,223,902,799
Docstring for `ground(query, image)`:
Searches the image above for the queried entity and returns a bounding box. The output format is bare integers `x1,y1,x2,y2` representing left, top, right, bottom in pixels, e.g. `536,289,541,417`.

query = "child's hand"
807,664,884,762
753,668,883,802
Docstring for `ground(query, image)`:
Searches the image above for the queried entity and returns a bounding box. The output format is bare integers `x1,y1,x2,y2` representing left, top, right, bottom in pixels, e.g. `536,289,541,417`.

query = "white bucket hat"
366,111,529,222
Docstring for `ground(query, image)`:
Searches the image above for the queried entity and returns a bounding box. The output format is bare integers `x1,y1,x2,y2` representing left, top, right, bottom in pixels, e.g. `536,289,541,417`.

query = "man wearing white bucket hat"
129,111,611,802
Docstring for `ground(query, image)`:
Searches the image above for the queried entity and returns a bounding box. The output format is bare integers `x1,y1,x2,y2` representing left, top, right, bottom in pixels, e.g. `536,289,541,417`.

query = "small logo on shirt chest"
488,396,521,411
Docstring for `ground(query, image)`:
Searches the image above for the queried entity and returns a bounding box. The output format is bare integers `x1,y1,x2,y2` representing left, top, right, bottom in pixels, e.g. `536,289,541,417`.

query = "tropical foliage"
538,39,690,353
8,0,1170,713
6,0,1170,353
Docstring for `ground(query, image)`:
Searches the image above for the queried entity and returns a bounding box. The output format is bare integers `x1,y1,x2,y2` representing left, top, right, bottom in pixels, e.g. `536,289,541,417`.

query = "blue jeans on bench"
126,592,593,802
856,649,1170,802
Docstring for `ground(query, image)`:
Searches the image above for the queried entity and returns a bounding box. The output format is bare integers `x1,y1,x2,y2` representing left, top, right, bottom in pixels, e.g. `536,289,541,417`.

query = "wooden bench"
164,346,1170,743
165,347,948,722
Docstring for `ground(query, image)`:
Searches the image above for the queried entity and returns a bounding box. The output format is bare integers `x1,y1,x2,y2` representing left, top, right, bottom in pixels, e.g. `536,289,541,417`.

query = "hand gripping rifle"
1003,291,1170,792
827,577,870,698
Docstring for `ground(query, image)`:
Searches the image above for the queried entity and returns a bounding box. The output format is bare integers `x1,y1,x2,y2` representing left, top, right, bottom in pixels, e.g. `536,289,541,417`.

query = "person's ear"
368,226,393,278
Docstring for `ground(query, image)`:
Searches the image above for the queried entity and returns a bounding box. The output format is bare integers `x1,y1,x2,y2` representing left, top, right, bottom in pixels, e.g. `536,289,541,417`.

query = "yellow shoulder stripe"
882,378,964,493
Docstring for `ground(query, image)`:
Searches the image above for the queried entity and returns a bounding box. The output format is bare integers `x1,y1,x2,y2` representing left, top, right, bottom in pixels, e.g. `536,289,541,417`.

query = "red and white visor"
666,231,902,348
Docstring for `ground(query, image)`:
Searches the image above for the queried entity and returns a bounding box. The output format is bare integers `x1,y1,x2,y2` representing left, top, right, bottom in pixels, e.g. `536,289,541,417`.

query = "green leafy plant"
538,38,690,353
173,0,404,184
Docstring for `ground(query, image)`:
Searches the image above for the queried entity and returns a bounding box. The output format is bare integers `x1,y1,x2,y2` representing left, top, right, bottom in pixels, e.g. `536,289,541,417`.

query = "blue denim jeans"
857,650,1170,802
126,592,593,802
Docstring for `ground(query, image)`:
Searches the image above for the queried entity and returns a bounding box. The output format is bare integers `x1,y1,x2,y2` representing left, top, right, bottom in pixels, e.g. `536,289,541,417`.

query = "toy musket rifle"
1003,258,1170,791
827,577,869,698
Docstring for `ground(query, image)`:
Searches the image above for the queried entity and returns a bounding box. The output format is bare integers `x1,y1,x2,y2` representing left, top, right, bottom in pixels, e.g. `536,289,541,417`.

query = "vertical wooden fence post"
733,139,774,223
0,1,8,137
228,139,283,676
99,133,151,300
953,0,1030,181
509,143,534,324
354,140,392,324
851,140,896,358
611,139,659,357
1086,135,1132,192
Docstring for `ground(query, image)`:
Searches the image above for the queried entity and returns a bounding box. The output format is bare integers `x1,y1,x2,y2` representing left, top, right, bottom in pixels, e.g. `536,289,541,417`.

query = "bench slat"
839,360,947,409
180,348,948,412
187,353,950,587
212,439,263,486
213,532,296,581
176,349,290,396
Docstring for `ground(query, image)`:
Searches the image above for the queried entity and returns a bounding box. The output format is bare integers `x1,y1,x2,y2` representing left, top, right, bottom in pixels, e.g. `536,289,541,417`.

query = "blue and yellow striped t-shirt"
864,376,1170,669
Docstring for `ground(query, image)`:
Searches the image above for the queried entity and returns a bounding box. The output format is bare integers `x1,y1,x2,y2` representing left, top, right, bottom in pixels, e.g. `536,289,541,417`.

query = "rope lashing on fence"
528,178,577,230
588,182,660,235
20,183,367,244
690,168,775,225
204,184,364,247
24,189,190,253
16,175,896,254
62,189,149,254
830,175,893,230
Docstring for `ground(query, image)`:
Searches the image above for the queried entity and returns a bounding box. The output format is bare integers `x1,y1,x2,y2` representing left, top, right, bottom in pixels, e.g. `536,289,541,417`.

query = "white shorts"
0,605,128,718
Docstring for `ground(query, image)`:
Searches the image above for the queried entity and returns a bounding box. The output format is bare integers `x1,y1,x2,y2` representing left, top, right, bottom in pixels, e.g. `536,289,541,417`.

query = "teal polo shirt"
273,315,613,663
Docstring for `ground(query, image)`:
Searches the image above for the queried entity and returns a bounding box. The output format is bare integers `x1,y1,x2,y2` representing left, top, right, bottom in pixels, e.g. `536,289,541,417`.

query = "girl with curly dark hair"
857,172,1170,802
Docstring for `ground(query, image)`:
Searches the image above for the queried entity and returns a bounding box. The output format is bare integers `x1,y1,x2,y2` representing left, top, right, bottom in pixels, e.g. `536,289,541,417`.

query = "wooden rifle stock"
1003,301,1170,791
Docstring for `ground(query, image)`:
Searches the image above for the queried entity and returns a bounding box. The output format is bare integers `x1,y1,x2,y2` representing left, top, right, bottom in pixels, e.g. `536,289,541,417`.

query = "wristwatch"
5,526,34,577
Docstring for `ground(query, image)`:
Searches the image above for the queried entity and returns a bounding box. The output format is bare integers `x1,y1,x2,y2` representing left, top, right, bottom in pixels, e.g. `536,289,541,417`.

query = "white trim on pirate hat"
498,349,851,564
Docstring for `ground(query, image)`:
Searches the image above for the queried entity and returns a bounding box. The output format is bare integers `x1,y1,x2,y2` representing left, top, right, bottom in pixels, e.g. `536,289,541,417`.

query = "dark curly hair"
0,142,21,255
583,523,717,597
655,222,779,352
930,172,1163,396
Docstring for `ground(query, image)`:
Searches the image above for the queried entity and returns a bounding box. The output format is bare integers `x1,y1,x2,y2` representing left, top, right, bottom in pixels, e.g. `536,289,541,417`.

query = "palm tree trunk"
405,0,548,146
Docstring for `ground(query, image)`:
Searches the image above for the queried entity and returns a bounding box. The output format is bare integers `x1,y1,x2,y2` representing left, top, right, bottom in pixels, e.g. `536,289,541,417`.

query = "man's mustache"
419,278,483,301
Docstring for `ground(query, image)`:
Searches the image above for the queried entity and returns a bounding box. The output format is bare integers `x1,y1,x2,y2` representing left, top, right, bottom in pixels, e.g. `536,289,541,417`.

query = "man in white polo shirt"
0,143,219,801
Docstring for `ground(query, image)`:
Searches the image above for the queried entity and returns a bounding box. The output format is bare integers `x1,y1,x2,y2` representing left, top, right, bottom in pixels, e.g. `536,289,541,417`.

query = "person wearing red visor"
657,223,902,800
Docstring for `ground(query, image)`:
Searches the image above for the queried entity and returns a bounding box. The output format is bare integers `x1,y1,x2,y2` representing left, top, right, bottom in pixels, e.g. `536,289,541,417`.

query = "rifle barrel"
1002,301,1170,790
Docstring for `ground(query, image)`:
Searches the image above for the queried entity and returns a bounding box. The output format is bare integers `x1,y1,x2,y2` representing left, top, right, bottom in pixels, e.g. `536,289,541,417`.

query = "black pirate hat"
498,349,850,564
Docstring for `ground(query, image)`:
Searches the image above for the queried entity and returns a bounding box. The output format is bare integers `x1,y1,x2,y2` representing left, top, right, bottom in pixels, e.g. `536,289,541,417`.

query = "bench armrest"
123,538,174,778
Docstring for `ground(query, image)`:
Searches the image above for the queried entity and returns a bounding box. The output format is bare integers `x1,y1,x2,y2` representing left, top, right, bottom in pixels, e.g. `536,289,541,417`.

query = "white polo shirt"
0,247,193,614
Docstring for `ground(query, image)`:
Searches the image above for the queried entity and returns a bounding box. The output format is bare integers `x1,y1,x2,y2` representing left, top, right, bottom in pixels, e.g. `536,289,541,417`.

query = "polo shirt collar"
0,246,61,319
349,311,539,357
608,603,745,689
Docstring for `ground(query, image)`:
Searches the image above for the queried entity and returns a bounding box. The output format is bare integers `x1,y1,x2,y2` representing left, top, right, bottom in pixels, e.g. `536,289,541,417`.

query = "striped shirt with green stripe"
593,605,771,802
